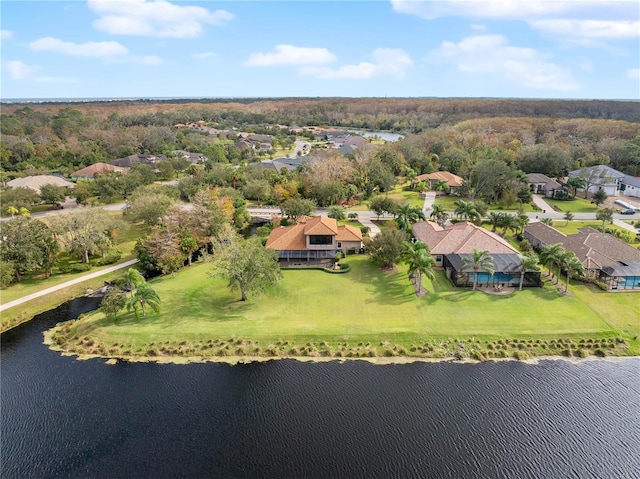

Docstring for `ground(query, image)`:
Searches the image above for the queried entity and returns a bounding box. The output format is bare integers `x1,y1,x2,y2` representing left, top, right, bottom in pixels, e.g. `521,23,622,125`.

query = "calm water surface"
2,298,639,479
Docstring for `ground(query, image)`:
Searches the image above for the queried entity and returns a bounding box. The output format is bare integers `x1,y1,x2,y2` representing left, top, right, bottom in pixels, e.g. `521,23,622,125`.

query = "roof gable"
412,221,518,255
303,216,339,235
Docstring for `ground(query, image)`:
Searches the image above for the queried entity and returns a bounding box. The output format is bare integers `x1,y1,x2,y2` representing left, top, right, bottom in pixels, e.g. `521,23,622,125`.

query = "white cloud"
245,44,336,66
470,24,486,31
30,37,129,57
192,52,216,60
5,60,39,80
530,20,640,39
628,68,640,79
391,0,589,20
1,30,13,40
429,34,579,90
300,49,413,80
88,0,234,38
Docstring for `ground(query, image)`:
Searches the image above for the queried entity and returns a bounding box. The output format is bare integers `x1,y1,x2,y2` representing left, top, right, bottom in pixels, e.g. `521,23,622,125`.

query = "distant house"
620,175,640,199
524,223,640,291
411,221,540,288
71,162,128,180
112,154,166,169
266,216,363,265
526,173,567,198
412,171,464,194
568,165,626,196
6,175,75,195
172,150,207,164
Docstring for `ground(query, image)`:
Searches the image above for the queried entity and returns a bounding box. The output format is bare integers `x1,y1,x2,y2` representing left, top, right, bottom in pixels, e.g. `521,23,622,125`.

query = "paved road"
288,140,310,159
0,259,139,312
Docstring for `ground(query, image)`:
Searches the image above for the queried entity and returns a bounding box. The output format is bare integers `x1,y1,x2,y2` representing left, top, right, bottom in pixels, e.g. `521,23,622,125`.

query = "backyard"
52,255,640,361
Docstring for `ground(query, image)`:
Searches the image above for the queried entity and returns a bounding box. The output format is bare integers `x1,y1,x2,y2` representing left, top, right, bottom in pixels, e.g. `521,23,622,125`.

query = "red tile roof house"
265,216,363,266
524,222,640,291
412,221,541,288
412,171,464,195
71,162,128,180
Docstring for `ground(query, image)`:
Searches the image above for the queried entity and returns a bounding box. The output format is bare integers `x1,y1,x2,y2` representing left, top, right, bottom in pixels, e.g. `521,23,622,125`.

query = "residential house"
112,154,166,169
412,171,464,194
7,175,75,195
266,216,363,265
71,162,128,180
621,175,640,199
525,173,567,198
411,221,540,288
568,165,626,196
524,223,640,291
172,150,207,164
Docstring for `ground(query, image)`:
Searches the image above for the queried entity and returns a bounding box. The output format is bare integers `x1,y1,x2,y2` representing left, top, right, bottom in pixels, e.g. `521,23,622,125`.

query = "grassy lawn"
551,220,635,240
545,197,596,213
56,255,639,360
1,214,145,305
434,196,535,213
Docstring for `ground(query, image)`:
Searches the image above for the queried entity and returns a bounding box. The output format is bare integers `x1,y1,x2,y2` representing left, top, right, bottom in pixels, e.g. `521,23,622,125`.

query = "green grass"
58,255,639,359
545,197,597,213
551,220,634,239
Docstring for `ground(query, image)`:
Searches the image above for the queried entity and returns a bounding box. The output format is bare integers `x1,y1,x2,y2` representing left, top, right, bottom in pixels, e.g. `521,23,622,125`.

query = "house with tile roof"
412,171,464,194
568,165,626,196
112,154,166,169
266,216,363,265
621,175,640,199
411,221,540,288
7,175,75,195
526,173,567,198
524,223,640,290
71,162,128,180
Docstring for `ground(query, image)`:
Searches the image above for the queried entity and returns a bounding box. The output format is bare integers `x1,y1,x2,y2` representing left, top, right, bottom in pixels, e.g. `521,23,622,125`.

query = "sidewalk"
0,259,139,312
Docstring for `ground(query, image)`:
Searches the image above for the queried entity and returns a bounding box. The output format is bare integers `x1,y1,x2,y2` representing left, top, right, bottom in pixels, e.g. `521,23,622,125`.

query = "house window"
337,241,342,248
435,255,442,262
309,235,333,245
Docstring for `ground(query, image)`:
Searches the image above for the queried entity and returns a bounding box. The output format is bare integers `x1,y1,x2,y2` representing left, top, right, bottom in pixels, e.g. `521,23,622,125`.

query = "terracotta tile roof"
265,223,308,251
523,222,567,246
303,215,339,235
71,162,128,178
412,221,518,255
337,225,363,242
414,171,464,188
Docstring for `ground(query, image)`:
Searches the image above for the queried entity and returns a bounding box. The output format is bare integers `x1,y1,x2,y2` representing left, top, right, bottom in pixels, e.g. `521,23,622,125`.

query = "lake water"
347,130,405,142
2,298,639,478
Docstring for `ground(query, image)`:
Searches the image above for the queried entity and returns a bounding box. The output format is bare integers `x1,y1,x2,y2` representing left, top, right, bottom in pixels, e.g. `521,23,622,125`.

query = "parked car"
620,209,636,215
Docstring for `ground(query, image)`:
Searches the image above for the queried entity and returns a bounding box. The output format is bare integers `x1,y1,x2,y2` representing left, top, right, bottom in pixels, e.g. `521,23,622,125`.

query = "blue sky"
1,0,639,99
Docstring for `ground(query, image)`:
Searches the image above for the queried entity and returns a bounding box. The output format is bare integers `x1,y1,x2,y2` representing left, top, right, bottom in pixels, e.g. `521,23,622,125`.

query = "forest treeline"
2,98,639,177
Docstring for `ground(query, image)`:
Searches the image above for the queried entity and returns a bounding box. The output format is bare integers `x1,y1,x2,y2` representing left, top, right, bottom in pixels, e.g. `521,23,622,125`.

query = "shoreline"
43,329,637,366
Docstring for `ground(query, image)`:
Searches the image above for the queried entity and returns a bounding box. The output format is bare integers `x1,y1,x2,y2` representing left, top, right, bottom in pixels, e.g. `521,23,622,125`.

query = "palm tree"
515,213,529,236
516,253,539,291
403,240,436,294
564,211,574,225
485,212,502,232
126,283,160,318
454,200,479,222
19,207,30,218
432,179,449,195
462,249,494,290
429,204,449,227
565,176,585,198
6,206,18,218
501,214,518,236
558,251,585,294
395,203,425,231
123,267,145,298
539,243,565,284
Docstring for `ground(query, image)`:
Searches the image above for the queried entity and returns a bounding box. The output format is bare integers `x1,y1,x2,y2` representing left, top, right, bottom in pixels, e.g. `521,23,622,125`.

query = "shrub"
0,261,15,289
59,263,92,274
575,348,588,358
594,349,607,357
513,350,529,360
95,250,122,266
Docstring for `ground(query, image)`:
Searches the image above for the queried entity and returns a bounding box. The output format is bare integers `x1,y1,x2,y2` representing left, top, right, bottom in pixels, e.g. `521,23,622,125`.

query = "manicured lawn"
545,197,596,213
434,196,535,212
551,220,635,240
67,255,638,357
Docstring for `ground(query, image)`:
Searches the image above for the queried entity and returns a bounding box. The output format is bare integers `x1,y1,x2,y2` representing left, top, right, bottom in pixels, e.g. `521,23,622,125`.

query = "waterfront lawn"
71,255,638,355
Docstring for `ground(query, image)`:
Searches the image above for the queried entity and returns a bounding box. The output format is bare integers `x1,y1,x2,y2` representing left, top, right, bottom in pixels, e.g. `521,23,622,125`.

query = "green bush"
95,250,122,266
58,263,92,274
0,261,15,289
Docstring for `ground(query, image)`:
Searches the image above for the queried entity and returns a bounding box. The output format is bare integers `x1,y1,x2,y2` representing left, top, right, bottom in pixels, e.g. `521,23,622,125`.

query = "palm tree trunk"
519,272,524,291
565,271,570,293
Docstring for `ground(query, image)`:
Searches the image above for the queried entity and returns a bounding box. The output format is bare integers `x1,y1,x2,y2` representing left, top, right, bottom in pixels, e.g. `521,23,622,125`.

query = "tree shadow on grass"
347,263,416,306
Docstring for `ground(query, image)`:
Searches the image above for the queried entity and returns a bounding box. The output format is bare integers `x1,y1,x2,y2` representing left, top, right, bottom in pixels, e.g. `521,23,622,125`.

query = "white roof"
7,175,75,195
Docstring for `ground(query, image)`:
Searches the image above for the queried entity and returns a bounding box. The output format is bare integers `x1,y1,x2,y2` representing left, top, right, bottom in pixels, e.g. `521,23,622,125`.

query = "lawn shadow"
346,261,416,306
